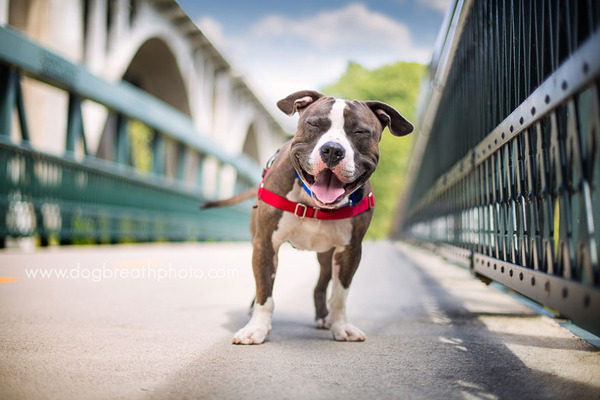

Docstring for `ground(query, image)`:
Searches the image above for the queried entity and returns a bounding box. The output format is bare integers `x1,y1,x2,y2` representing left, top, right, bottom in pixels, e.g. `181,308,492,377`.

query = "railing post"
63,94,85,244
176,143,186,181
196,155,204,189
0,65,16,136
152,132,165,175
15,73,30,142
115,114,130,166
66,94,86,155
0,137,7,248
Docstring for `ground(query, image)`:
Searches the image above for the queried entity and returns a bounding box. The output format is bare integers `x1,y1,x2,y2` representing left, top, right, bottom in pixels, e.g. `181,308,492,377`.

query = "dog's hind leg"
314,249,333,329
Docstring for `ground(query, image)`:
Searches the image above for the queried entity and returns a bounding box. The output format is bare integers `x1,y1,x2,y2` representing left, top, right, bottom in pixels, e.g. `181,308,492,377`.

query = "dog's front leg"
232,237,278,345
328,244,366,342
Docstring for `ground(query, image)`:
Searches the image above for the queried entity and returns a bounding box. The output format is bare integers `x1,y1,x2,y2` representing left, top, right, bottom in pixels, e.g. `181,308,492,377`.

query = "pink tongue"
311,169,345,204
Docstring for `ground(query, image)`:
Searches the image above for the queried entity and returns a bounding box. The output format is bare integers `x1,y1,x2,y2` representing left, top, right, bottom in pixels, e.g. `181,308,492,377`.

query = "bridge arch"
122,37,191,116
96,34,193,179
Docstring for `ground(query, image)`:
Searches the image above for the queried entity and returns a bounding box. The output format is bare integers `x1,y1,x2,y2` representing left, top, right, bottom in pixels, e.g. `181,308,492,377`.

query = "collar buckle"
294,203,320,218
294,203,308,218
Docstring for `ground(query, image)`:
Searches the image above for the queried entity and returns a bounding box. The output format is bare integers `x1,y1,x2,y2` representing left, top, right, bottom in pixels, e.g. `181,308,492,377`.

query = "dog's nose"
320,142,346,167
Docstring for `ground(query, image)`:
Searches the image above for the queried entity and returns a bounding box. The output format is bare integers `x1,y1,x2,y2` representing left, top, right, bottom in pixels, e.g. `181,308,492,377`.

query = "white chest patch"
271,183,353,253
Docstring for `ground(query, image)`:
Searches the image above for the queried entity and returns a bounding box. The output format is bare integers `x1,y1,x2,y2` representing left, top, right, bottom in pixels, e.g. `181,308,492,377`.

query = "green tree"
321,61,426,239
128,119,154,173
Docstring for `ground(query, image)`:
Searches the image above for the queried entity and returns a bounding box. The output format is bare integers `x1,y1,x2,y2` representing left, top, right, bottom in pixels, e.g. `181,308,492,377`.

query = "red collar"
257,170,374,220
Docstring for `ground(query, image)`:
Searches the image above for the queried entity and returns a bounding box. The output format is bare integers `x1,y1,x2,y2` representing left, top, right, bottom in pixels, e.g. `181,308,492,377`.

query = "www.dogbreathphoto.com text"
22,263,239,283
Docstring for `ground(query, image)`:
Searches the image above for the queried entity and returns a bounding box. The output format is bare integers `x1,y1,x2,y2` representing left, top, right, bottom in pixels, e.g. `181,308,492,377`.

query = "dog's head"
277,90,413,208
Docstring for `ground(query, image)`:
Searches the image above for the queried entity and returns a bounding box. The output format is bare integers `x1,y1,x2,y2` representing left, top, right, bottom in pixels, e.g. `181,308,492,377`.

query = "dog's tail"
199,186,259,209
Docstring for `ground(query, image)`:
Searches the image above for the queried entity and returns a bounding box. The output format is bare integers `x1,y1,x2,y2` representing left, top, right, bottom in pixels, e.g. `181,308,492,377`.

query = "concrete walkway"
1,241,598,399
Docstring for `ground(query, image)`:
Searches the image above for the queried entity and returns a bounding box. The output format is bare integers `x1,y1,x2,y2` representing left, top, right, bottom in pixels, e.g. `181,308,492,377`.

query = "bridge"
0,0,287,245
1,0,599,399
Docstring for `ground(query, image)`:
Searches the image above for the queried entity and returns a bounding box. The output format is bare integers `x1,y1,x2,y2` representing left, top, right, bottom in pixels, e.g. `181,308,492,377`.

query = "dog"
202,90,413,344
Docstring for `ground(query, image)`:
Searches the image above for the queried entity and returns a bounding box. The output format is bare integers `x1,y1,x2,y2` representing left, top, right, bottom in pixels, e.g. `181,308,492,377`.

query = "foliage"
321,61,426,239
128,119,154,172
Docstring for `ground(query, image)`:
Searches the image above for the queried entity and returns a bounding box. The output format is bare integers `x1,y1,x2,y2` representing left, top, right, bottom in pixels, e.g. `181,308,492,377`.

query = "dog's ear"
365,101,414,137
277,90,325,116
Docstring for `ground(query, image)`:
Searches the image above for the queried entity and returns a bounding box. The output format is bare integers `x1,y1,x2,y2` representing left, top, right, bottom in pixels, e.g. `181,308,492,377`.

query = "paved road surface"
1,241,598,399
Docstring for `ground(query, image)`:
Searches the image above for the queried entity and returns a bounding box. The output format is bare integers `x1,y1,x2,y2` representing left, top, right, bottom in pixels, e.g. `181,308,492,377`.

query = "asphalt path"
1,241,598,399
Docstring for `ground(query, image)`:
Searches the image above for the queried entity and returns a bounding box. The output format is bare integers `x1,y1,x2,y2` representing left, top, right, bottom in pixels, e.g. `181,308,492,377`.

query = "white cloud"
251,3,411,52
196,16,228,48
194,3,432,129
240,3,430,92
418,0,452,14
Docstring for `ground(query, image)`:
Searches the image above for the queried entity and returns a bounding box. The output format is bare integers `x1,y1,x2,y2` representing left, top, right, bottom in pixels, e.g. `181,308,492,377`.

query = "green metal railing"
400,0,600,336
0,26,263,245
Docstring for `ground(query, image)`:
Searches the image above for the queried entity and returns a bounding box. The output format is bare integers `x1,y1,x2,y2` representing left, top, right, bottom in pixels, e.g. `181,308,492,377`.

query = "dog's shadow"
223,308,331,343
222,309,251,333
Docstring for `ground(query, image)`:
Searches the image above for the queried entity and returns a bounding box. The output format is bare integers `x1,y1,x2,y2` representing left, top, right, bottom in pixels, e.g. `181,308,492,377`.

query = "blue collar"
295,170,364,206
296,170,313,196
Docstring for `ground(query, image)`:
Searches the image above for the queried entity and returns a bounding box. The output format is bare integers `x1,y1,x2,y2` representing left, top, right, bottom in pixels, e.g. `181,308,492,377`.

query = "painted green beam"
0,26,262,185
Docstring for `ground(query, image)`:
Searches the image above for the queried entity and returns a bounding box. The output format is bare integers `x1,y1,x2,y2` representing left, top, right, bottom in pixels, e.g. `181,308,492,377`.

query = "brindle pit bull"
203,90,413,344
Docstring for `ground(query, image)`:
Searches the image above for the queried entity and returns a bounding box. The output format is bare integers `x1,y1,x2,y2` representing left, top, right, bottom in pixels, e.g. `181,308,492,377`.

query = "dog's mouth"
297,164,365,207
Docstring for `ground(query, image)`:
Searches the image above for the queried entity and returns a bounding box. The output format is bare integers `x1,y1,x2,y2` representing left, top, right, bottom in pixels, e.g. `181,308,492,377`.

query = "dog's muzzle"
320,142,345,168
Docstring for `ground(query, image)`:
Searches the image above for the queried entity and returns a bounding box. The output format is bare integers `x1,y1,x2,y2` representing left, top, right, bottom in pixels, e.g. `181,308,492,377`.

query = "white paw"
316,317,330,329
331,322,366,342
232,322,270,345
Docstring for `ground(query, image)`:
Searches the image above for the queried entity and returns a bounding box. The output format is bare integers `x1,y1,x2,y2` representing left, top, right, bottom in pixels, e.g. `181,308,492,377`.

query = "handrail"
0,26,262,184
399,0,600,336
0,25,266,245
401,0,472,221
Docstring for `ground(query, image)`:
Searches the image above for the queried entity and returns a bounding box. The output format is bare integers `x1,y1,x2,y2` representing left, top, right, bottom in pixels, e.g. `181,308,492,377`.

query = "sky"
176,0,451,120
